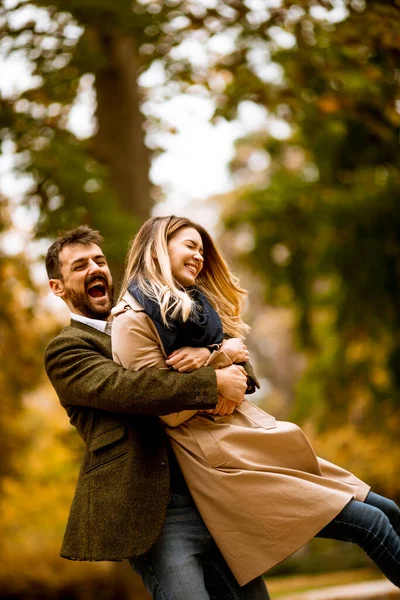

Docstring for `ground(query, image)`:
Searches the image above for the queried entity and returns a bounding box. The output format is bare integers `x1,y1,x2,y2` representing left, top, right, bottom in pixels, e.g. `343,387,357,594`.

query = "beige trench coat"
112,292,370,586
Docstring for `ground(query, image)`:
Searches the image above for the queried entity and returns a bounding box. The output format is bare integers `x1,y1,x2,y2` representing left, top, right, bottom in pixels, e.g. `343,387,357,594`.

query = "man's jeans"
130,493,269,600
317,491,400,587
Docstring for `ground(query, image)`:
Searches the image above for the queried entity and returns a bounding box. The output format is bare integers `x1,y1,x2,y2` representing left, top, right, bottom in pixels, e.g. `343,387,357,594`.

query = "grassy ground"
264,568,383,598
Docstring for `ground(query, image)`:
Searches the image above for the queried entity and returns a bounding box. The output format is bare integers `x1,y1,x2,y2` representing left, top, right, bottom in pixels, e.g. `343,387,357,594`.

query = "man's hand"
199,394,237,416
211,395,237,416
221,338,250,363
166,347,210,372
215,364,247,405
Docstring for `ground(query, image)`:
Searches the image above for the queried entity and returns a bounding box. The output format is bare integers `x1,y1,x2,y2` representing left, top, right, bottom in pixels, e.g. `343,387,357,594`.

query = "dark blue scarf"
128,282,224,356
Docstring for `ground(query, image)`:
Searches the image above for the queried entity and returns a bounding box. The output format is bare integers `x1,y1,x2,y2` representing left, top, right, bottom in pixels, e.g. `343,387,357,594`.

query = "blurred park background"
1,0,400,598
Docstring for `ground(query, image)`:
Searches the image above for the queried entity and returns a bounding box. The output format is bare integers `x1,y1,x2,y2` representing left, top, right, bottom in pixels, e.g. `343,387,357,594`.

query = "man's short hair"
46,225,104,280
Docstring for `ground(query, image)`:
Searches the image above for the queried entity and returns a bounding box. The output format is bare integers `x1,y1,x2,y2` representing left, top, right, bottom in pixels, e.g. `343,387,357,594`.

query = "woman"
112,216,400,588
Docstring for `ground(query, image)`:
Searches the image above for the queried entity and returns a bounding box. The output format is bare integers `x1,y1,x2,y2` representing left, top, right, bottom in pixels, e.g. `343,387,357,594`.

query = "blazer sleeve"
44,329,218,416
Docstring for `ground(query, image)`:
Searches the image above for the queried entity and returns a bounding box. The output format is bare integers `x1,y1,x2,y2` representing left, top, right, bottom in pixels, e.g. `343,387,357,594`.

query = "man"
45,226,269,600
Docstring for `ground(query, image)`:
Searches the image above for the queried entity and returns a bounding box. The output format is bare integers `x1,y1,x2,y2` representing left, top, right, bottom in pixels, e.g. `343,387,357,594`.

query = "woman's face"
167,227,204,287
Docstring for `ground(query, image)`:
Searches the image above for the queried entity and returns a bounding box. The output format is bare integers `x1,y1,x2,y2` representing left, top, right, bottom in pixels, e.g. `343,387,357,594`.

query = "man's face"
50,243,114,320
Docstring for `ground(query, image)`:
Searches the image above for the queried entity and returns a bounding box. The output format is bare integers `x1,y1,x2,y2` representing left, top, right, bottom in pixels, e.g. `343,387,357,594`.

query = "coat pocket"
84,450,129,476
190,425,228,469
89,425,126,451
84,425,128,476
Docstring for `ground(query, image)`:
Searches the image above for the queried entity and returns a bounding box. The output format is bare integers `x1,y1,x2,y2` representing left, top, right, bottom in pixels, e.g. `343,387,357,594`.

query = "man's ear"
49,278,66,298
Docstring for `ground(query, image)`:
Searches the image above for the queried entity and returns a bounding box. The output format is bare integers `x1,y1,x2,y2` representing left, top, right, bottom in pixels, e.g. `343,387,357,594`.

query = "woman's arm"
112,305,207,427
112,302,249,425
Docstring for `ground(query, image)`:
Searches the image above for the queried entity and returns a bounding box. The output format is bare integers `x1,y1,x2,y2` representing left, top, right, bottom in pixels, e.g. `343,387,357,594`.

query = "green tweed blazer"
44,320,218,561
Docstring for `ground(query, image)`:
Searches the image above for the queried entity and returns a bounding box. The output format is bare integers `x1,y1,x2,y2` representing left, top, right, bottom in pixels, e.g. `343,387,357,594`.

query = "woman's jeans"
317,491,400,587
130,490,400,597
129,493,269,600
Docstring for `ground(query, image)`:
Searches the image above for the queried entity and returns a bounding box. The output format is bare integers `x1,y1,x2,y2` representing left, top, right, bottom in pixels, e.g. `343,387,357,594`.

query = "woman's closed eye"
186,244,203,256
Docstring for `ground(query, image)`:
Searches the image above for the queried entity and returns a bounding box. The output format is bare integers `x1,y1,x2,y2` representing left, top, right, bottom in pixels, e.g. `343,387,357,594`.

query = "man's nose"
88,260,103,273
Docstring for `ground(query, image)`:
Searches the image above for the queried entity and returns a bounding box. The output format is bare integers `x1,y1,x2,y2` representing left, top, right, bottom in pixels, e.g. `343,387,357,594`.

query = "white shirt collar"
70,312,112,334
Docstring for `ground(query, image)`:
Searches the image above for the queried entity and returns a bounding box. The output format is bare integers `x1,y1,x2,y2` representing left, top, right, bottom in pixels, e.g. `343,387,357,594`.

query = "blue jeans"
130,493,269,600
317,491,400,587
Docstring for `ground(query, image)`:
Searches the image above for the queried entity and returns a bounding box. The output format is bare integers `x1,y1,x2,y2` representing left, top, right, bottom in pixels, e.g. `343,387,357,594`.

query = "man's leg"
203,546,269,600
129,493,210,600
130,493,269,600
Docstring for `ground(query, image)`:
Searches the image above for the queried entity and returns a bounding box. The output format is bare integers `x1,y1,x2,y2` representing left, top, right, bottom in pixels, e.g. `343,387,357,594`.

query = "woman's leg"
364,491,400,535
316,496,400,587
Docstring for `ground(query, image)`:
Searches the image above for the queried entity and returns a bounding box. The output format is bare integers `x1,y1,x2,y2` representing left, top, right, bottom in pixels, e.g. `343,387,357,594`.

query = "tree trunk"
94,33,152,222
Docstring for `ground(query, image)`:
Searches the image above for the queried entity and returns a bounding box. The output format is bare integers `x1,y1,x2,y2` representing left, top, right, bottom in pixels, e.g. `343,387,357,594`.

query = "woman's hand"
221,338,250,363
166,347,211,372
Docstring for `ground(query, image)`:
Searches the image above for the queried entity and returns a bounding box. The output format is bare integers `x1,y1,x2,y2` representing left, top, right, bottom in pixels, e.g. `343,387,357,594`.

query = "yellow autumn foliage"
0,381,82,557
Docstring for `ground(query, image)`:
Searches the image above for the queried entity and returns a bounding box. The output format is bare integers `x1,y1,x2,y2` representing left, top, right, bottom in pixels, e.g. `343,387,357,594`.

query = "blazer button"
160,461,167,470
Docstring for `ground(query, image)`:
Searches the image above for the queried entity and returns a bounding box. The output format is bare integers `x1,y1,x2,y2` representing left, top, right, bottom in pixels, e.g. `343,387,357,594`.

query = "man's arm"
44,331,218,416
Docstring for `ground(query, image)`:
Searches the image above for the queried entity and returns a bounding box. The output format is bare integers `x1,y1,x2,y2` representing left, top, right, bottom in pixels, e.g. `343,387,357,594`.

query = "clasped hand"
203,394,237,416
221,338,249,363
165,343,249,417
165,346,210,372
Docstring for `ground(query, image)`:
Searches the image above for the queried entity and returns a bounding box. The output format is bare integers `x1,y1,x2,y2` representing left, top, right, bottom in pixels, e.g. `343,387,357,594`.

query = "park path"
278,579,400,600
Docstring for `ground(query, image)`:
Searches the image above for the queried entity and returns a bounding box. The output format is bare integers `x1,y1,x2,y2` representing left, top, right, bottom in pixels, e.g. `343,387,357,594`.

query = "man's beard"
65,282,114,320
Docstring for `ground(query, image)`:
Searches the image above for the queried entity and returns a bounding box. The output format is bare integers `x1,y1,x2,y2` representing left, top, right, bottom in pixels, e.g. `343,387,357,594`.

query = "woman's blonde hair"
119,216,250,338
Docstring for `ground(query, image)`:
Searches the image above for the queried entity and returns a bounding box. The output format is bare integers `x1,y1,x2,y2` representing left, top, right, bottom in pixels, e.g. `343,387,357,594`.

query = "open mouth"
185,264,197,276
87,278,107,298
